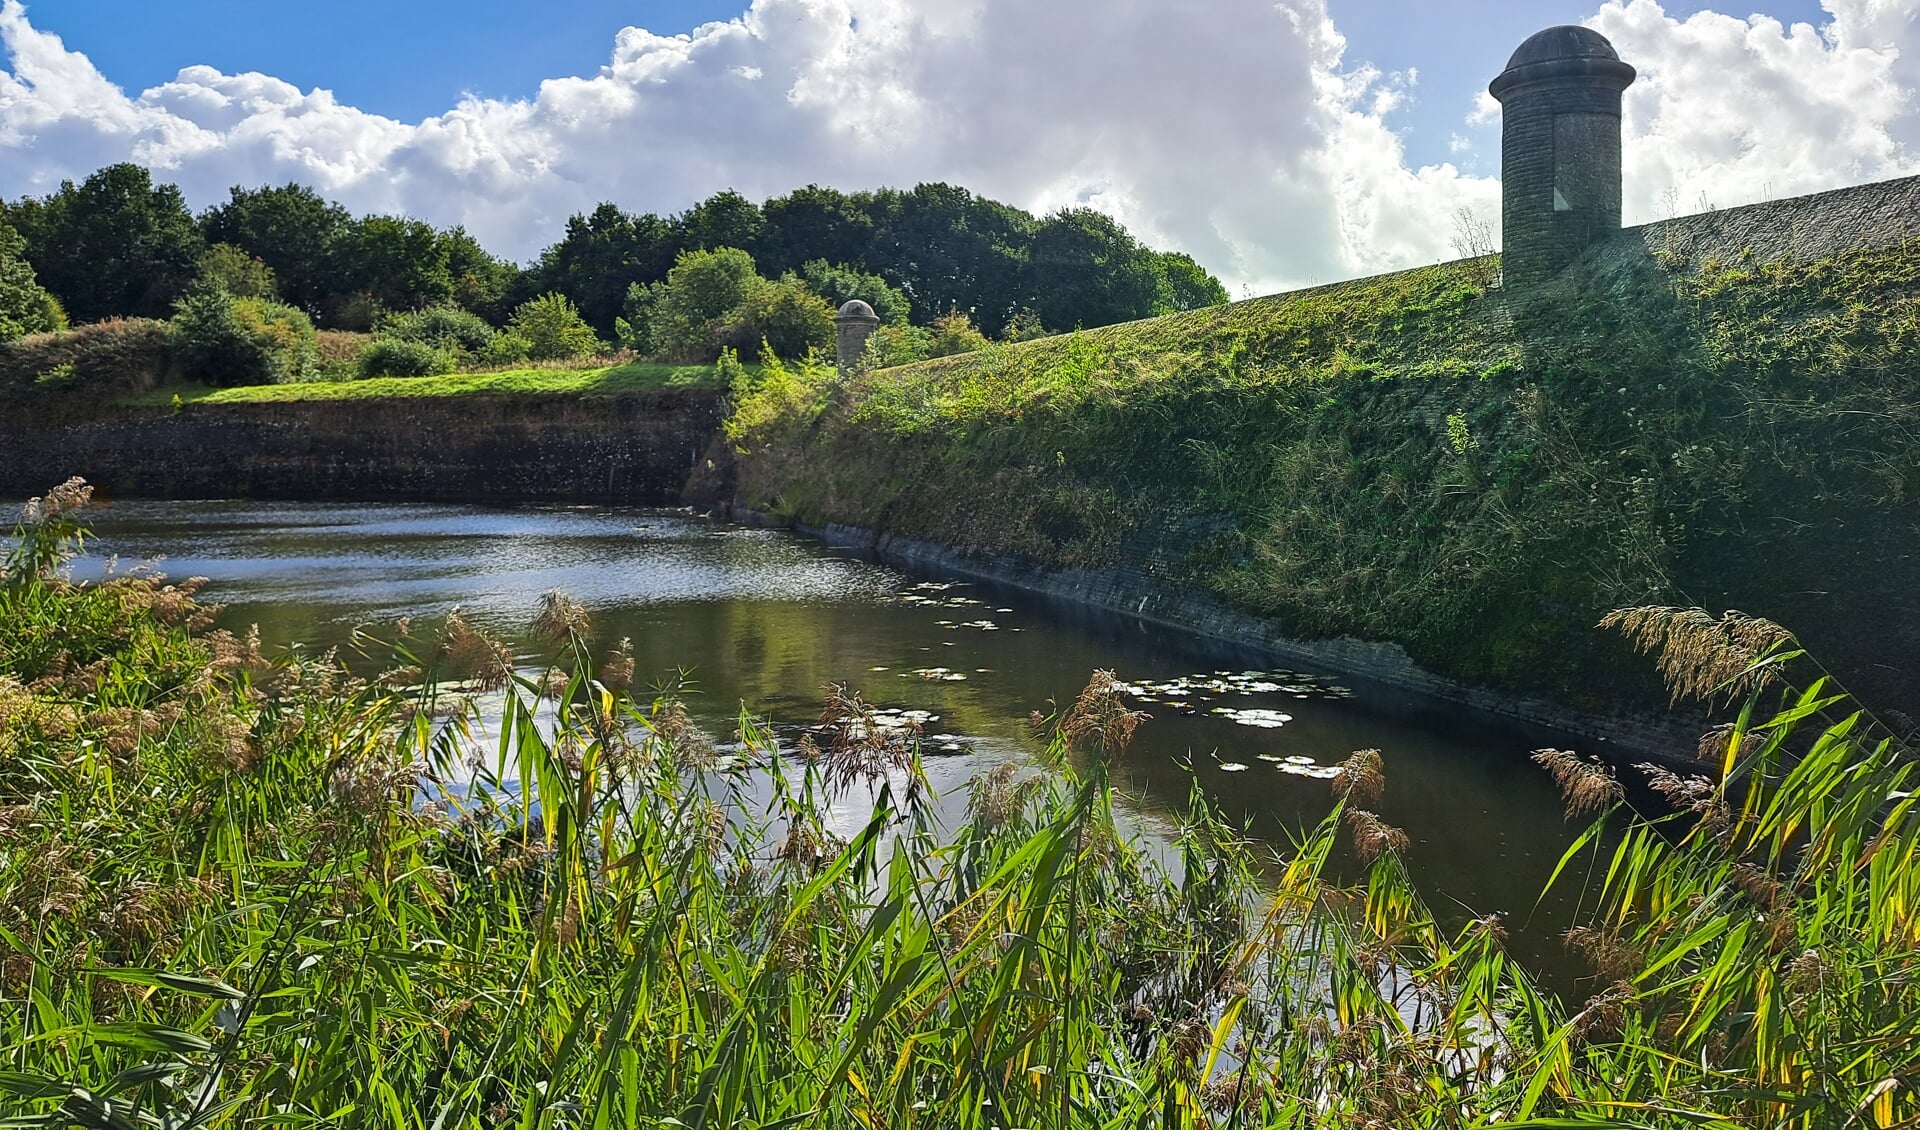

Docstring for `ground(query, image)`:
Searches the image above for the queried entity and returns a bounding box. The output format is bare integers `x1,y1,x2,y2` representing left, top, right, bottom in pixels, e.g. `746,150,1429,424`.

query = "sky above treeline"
0,0,1906,296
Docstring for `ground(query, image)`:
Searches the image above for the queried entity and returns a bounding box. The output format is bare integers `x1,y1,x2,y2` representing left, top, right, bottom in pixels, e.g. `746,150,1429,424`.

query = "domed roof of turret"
837,299,877,320
1491,25,1634,101
1504,25,1620,70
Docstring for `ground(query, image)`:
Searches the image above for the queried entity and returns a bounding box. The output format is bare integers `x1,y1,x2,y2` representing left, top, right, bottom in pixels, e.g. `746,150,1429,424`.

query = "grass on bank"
724,243,1920,711
3,478,1919,1128
133,359,727,405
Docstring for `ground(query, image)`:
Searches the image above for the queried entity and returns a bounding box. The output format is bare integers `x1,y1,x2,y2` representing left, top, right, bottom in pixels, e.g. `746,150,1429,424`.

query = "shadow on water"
75,498,1614,994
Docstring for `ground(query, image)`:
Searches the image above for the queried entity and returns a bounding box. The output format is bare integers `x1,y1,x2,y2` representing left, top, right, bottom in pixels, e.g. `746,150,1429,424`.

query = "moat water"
78,500,1599,984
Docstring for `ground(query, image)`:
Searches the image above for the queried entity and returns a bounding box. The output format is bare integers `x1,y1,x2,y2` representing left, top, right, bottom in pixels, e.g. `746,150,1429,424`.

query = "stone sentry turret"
1490,26,1637,289
834,300,881,373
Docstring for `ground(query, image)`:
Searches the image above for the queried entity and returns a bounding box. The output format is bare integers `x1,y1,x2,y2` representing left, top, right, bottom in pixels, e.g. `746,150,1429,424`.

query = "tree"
926,310,991,358
201,183,352,316
0,221,64,343
1156,251,1229,312
798,260,910,325
170,281,318,387
9,163,203,322
443,227,521,324
336,215,454,318
1026,208,1168,332
675,190,764,256
508,293,600,361
759,186,875,277
728,275,835,361
527,203,675,338
865,183,1033,336
633,247,761,361
197,244,279,299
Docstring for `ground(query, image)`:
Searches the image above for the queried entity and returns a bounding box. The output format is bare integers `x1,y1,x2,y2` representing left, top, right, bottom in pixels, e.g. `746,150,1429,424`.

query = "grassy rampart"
725,242,1920,717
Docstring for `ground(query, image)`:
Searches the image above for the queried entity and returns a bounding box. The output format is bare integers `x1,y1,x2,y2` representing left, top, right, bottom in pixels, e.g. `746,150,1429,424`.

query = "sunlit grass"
130,360,728,405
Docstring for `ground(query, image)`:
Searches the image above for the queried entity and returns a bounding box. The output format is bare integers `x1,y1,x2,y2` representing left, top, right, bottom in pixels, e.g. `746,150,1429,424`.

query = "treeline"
0,163,1227,349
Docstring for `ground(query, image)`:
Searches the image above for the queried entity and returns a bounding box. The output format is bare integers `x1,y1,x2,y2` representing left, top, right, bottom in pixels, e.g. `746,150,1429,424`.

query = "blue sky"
3,0,1900,292
31,0,1830,171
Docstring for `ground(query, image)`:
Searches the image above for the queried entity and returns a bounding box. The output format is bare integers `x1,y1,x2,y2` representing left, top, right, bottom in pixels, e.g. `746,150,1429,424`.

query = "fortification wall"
1599,175,1920,275
0,390,725,504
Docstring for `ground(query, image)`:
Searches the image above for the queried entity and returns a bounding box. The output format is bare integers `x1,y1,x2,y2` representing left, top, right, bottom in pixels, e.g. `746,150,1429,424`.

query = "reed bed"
1,481,1915,1128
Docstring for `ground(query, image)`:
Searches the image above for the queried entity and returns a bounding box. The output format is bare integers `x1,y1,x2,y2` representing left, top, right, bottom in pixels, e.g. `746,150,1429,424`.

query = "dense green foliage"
620,248,835,363
798,259,912,325
7,167,1225,348
508,292,600,362
725,241,1920,711
2,486,1916,1127
168,283,320,387
0,221,63,344
195,243,279,300
4,165,204,323
358,335,458,379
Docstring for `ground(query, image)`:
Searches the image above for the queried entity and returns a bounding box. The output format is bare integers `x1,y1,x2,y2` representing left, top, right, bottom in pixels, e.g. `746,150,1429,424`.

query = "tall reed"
1,484,1913,1127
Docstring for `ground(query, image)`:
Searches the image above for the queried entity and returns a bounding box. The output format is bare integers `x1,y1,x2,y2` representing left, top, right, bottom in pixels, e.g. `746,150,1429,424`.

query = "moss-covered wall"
716,180,1920,732
0,388,724,504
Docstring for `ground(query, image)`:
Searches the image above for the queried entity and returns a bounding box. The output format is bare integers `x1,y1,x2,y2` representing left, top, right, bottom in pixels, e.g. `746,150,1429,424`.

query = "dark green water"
77,500,1594,982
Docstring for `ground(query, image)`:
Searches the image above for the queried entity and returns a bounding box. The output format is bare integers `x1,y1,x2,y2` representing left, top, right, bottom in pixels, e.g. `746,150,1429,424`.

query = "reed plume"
1534,748,1623,820
1600,605,1793,705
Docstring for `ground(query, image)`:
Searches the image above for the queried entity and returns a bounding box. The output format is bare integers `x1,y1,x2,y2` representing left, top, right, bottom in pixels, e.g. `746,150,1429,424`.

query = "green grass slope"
137,361,724,405
725,245,1920,715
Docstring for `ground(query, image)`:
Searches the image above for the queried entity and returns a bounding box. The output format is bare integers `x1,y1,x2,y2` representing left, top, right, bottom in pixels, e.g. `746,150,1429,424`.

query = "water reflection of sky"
74,499,1597,989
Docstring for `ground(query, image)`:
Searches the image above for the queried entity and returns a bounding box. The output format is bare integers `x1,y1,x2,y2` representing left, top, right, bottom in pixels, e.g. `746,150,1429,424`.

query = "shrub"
723,346,834,451
860,322,933,369
0,318,171,396
926,309,991,358
379,305,497,355
727,275,834,361
359,336,457,378
508,292,600,361
798,260,911,325
169,283,319,387
315,330,370,381
0,222,63,345
196,243,279,299
1000,309,1051,342
481,331,534,367
633,248,761,361
172,288,318,387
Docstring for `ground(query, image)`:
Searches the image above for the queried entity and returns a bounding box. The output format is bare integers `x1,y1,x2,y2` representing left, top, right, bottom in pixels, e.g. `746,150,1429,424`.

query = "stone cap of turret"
1490,25,1635,102
835,299,880,323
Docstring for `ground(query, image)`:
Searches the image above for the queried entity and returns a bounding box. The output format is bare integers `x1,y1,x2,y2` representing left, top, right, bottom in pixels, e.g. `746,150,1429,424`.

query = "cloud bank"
0,0,1914,294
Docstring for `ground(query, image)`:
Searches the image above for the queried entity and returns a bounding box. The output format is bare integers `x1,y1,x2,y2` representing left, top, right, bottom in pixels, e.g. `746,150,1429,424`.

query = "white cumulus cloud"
0,0,1916,296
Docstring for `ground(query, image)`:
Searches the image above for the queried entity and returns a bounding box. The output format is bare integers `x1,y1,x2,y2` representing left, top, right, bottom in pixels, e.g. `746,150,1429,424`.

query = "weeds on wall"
723,240,1920,708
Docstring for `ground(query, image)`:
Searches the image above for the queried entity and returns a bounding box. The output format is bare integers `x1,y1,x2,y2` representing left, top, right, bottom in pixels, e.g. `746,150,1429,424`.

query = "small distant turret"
1490,26,1637,288
834,300,881,373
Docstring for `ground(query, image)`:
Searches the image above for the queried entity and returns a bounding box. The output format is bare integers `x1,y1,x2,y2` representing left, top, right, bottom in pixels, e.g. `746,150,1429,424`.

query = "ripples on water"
77,500,1594,984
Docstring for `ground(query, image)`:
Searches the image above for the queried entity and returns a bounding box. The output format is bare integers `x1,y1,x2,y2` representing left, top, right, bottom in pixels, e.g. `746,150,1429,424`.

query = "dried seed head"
1571,980,1635,1044
1563,925,1643,981
1534,749,1623,821
1600,605,1793,706
967,761,1037,831
1345,809,1409,863
438,610,514,692
812,682,917,795
599,638,635,692
1061,670,1148,758
531,590,592,645
1332,748,1386,807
